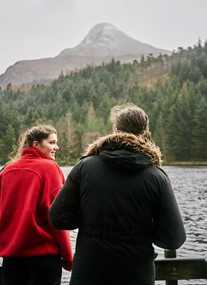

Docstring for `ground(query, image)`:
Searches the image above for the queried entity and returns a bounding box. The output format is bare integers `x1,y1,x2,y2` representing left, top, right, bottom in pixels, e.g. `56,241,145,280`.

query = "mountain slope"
0,23,171,87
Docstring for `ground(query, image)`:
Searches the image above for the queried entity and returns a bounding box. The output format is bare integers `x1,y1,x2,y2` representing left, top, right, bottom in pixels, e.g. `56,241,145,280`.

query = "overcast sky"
0,0,206,75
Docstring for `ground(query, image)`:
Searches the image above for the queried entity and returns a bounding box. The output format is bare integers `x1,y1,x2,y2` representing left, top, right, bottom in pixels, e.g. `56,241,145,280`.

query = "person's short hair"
111,103,149,136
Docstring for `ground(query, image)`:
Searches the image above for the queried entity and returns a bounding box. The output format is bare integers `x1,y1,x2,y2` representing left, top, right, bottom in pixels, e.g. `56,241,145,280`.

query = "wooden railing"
155,250,207,284
0,250,206,284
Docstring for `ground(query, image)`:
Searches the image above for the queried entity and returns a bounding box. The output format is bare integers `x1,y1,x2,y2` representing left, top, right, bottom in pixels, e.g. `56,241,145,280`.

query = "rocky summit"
0,23,171,87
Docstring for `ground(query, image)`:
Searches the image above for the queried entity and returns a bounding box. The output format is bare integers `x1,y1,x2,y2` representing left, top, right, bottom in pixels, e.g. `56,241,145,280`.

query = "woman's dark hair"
111,103,151,139
9,125,57,161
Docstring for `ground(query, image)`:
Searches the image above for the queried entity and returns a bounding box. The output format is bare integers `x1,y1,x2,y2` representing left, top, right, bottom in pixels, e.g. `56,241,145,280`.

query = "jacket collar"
21,147,52,160
82,132,162,167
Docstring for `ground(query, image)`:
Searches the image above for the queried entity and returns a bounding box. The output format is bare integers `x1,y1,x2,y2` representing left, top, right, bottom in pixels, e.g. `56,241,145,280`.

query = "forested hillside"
1,41,207,165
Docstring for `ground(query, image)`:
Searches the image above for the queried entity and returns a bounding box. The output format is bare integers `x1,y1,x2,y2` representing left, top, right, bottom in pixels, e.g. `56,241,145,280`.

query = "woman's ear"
32,141,39,148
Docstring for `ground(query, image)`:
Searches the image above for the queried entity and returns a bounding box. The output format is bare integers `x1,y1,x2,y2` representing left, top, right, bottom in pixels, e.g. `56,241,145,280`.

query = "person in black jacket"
49,104,186,285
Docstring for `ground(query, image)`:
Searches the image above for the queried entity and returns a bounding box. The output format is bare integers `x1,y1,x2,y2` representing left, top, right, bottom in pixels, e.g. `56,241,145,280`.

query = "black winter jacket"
49,132,186,285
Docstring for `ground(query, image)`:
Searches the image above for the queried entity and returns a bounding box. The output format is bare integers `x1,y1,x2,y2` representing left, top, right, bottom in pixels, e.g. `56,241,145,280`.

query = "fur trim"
83,132,162,166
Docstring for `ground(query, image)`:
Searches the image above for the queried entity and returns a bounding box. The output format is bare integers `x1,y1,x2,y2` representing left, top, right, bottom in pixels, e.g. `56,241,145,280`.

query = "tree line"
0,40,207,165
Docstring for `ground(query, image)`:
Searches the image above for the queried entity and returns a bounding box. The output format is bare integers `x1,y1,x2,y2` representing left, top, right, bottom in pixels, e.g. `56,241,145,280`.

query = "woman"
0,124,73,285
49,105,186,285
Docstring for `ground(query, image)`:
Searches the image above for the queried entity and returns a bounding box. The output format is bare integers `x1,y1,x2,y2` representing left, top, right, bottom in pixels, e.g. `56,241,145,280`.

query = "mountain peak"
58,22,120,57
80,22,127,50
83,22,118,44
59,22,169,58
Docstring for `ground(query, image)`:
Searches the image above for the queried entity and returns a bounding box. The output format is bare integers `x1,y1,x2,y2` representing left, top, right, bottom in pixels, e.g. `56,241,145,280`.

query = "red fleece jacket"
0,148,73,264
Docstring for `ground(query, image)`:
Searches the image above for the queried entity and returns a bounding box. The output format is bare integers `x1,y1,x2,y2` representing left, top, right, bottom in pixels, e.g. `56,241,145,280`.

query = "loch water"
61,166,207,285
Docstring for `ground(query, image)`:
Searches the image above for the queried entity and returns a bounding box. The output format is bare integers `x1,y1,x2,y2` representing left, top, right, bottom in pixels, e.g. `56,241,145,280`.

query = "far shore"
60,162,207,167
162,161,207,166
1,162,207,170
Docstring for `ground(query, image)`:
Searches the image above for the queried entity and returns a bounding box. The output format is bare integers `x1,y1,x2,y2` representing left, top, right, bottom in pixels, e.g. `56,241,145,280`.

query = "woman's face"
33,133,59,160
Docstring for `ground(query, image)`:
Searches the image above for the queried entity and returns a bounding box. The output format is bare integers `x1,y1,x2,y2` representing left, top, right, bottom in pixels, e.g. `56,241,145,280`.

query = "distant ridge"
0,23,171,87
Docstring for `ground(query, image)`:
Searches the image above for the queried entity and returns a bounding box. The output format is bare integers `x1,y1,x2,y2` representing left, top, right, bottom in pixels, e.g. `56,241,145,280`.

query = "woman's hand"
62,260,72,271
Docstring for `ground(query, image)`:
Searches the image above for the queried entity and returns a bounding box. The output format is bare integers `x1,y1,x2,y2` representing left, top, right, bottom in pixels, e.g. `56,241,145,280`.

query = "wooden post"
164,250,178,285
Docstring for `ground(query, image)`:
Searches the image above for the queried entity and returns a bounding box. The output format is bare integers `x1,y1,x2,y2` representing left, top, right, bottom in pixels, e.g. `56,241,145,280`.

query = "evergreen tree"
1,124,16,164
192,96,207,160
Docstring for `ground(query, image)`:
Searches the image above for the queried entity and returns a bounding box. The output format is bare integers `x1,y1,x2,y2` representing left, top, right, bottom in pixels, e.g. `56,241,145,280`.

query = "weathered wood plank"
155,257,207,280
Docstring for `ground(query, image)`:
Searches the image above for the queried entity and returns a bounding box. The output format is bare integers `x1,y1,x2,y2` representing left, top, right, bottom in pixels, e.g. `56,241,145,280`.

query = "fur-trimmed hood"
82,132,162,171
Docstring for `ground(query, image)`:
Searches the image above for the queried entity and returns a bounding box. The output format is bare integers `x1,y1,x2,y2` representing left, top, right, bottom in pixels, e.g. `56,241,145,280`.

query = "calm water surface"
61,166,207,285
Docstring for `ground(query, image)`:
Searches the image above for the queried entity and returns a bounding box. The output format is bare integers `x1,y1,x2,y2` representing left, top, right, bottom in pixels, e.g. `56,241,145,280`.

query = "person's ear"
32,141,39,148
